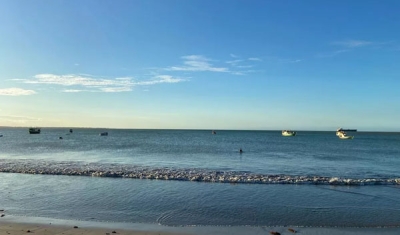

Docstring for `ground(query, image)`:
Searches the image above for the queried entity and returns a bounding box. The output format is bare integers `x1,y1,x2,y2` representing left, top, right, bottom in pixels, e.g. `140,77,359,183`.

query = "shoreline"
2,215,400,235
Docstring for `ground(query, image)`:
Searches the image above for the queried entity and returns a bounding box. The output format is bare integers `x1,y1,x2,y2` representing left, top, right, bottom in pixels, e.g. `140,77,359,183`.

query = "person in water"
239,148,243,153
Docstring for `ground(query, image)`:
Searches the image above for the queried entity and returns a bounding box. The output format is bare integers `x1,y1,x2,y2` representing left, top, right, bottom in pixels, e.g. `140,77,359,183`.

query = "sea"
1,127,400,228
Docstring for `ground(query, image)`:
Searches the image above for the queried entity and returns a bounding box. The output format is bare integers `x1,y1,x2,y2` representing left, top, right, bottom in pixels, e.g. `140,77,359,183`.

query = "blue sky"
1,0,400,131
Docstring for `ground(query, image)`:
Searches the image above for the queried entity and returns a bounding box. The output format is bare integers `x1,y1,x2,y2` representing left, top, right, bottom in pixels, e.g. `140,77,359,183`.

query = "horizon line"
1,126,399,133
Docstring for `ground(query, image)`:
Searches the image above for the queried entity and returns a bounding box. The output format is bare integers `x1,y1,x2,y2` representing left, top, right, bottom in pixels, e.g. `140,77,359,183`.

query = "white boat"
282,130,296,136
99,132,108,136
337,132,354,139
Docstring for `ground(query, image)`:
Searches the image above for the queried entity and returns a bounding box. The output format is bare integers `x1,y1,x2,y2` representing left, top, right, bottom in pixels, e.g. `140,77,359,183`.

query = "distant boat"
29,128,41,134
282,130,296,137
69,129,73,133
336,127,357,137
337,131,354,139
99,132,108,136
0,134,3,137
337,127,357,132
212,130,216,135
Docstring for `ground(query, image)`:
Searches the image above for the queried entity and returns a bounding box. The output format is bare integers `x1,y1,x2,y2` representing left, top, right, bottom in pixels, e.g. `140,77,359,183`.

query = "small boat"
212,130,216,135
69,129,73,133
0,134,3,137
282,130,296,136
337,131,354,139
29,128,41,134
99,132,108,136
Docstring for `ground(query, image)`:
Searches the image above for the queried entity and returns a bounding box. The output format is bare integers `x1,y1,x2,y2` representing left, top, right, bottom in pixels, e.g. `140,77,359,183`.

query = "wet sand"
0,222,187,235
1,219,400,235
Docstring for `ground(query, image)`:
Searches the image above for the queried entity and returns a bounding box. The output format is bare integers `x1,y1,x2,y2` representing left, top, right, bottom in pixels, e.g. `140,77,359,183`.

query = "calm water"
1,128,400,227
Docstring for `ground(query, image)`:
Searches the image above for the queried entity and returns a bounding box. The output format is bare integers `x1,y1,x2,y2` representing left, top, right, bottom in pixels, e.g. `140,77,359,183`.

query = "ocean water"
1,127,400,227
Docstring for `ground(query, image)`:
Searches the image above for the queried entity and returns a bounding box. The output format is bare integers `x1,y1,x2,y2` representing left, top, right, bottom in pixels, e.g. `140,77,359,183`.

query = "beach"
1,218,400,235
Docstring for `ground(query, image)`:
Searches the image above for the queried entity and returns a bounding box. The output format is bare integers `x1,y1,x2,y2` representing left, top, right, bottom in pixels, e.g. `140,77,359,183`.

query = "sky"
1,0,400,131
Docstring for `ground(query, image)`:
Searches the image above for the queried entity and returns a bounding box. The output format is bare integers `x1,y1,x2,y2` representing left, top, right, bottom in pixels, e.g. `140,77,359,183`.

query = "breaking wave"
1,159,399,186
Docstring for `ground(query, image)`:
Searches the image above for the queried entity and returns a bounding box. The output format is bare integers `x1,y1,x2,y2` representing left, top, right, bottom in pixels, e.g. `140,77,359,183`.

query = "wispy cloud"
27,74,133,87
230,53,239,58
136,75,187,86
332,40,373,48
248,57,262,61
226,59,243,65
62,89,86,93
0,88,36,96
17,74,185,93
236,65,254,68
167,55,229,72
226,58,257,72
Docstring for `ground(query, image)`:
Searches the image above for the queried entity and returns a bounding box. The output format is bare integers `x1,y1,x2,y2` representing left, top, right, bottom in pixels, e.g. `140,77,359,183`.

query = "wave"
1,159,399,186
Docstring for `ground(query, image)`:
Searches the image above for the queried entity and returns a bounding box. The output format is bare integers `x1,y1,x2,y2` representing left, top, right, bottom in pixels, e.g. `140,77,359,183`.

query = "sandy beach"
0,221,187,235
1,216,400,235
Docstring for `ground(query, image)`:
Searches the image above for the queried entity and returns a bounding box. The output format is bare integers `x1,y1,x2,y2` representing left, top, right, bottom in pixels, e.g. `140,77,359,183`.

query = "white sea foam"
0,159,399,186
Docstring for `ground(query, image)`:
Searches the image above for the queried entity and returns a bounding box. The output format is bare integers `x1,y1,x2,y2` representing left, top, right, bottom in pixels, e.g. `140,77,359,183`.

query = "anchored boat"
337,131,354,139
282,130,296,137
29,128,41,134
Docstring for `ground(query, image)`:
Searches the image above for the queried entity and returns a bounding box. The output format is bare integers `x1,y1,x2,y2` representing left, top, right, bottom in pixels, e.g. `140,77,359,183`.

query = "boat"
282,130,296,136
99,132,108,136
69,129,73,133
336,130,344,136
337,127,357,133
29,128,41,134
212,130,216,135
337,131,354,139
0,134,3,137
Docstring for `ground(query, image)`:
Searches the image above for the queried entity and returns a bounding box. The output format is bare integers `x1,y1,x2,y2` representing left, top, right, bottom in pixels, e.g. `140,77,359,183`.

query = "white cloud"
226,60,243,65
18,73,185,93
248,57,262,61
137,75,187,85
332,40,373,48
74,63,80,66
167,55,229,72
236,65,254,68
27,74,133,87
100,87,133,92
231,72,245,75
230,53,239,58
62,89,86,93
0,88,36,96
